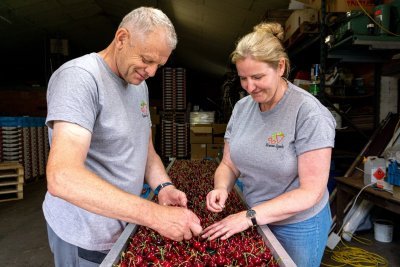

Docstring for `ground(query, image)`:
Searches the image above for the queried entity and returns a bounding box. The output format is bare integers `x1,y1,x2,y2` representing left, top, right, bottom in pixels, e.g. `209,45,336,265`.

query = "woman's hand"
201,211,251,240
206,188,229,212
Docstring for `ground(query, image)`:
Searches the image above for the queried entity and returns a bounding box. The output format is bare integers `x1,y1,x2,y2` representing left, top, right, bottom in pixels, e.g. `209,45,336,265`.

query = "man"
44,7,202,266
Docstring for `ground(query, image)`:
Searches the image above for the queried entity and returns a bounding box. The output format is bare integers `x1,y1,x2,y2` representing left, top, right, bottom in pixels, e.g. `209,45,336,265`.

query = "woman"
202,22,336,266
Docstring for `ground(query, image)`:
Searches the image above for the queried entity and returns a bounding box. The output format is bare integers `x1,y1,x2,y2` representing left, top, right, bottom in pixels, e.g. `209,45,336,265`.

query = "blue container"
387,160,400,186
141,183,151,199
0,116,45,127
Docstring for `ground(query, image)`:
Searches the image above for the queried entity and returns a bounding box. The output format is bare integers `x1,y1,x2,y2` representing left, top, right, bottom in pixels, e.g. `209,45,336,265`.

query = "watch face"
246,209,256,218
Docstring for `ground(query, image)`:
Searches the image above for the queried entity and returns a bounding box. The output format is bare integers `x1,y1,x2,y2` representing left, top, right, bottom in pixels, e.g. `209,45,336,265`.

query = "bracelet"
154,182,174,195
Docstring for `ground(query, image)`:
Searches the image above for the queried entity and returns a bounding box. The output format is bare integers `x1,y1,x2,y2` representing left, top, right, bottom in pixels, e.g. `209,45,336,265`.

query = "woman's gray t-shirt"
226,82,336,225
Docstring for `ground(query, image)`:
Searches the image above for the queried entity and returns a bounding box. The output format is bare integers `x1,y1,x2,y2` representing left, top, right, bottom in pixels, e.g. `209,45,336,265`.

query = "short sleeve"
46,67,99,132
295,106,336,156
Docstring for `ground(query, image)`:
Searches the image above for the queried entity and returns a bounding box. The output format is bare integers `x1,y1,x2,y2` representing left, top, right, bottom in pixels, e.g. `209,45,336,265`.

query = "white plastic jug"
364,156,386,185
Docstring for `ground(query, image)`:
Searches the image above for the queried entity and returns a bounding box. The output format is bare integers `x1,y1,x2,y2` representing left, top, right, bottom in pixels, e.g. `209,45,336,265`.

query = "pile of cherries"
118,160,280,267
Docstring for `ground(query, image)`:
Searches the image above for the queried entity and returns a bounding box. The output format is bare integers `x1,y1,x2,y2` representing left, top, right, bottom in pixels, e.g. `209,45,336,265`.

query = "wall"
0,89,47,117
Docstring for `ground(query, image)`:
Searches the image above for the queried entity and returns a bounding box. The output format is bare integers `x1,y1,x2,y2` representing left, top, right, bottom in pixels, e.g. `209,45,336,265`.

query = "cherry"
160,260,173,267
214,255,226,266
133,255,143,265
193,241,201,250
232,250,242,260
193,261,205,267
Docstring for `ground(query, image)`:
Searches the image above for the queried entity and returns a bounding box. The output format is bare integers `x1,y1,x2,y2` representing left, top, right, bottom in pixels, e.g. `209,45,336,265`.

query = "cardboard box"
213,137,225,144
149,106,157,115
149,106,160,125
212,123,227,135
393,186,400,200
190,112,215,124
284,9,319,41
207,143,224,158
329,0,375,12
212,123,227,144
298,0,375,13
191,144,207,160
190,125,213,144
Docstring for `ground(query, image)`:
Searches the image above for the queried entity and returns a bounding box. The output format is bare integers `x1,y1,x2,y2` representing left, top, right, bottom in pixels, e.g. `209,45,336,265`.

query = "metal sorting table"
101,221,295,267
100,160,295,267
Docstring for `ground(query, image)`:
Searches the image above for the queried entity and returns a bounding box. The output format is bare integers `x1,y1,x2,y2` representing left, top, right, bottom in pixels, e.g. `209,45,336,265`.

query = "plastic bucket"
374,219,394,243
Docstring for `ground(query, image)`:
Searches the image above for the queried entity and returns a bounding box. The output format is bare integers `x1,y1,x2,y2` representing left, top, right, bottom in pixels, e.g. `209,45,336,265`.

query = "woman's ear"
278,58,286,77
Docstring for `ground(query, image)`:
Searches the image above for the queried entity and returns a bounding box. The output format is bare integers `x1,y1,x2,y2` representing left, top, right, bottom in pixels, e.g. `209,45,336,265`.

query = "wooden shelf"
324,92,374,101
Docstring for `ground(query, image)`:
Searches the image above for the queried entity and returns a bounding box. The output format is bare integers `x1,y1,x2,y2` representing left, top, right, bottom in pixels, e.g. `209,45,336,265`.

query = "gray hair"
231,22,290,78
119,7,177,50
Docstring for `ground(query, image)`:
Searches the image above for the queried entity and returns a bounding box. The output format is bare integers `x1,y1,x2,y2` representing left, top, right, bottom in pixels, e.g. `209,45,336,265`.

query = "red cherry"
133,255,143,265
215,255,226,266
232,250,241,260
160,260,173,267
193,241,201,250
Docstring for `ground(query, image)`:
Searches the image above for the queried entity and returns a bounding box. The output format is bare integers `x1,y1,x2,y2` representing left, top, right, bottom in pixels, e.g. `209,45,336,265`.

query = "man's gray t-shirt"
226,82,335,225
43,53,151,250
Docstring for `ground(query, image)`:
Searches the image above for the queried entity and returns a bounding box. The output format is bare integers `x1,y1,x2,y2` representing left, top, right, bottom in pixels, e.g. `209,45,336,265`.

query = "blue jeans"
47,223,109,267
268,203,331,267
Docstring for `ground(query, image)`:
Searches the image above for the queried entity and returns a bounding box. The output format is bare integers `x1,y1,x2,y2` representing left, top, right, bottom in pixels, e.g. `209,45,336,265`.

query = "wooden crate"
0,162,24,202
285,22,319,49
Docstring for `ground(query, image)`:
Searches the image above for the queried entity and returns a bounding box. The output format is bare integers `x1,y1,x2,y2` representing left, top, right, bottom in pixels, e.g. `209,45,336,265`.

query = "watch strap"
250,216,257,226
154,182,174,195
246,209,258,226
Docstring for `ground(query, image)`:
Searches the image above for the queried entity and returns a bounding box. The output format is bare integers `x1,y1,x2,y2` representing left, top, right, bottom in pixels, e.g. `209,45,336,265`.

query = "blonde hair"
231,22,290,78
119,7,177,50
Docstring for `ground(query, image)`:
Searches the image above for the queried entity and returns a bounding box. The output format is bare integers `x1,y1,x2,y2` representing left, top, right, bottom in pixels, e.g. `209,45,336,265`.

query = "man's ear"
115,28,129,49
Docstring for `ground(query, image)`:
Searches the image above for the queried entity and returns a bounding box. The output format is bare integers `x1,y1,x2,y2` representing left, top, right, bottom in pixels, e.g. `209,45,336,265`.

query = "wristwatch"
246,209,257,226
154,182,174,195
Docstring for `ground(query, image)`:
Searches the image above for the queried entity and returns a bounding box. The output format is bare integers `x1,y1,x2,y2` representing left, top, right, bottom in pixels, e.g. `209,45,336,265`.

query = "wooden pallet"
0,161,24,172
0,181,23,191
285,22,319,49
0,162,24,202
0,191,23,202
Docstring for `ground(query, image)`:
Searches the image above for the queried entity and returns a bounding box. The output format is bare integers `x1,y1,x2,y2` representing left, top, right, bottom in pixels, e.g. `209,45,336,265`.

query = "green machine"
332,11,372,43
374,0,400,35
326,0,400,47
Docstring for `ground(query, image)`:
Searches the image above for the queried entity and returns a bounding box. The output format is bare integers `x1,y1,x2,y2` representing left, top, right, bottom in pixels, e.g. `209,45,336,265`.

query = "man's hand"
154,205,203,241
157,186,187,207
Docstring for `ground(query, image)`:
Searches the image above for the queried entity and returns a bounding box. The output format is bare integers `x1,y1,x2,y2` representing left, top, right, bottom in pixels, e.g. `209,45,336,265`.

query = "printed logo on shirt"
266,132,285,149
140,101,149,118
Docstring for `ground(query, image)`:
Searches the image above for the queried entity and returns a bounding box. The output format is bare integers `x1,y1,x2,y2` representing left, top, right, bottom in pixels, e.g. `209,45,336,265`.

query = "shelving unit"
285,3,400,263
286,3,400,175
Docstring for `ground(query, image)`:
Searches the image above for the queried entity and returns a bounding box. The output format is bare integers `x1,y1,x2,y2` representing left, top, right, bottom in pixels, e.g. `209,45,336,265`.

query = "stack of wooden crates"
0,116,50,202
161,67,189,159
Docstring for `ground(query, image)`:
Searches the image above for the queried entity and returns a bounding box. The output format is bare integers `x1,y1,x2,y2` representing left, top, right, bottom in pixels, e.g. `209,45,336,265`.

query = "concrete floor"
0,178,53,266
1,178,399,267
